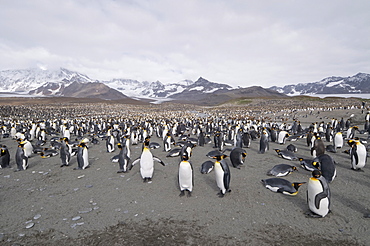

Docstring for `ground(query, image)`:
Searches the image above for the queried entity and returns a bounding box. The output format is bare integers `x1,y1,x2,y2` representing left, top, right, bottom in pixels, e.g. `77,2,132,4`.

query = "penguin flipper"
353,151,359,167
314,192,328,210
130,158,140,170
153,156,166,166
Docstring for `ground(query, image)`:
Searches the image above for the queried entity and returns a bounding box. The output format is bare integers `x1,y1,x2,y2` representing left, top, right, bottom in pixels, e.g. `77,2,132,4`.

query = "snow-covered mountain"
270,73,370,95
0,67,237,100
0,67,94,93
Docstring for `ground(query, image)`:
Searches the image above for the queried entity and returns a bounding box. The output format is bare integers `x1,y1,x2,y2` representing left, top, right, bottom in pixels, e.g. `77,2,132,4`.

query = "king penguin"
277,130,289,144
117,142,130,173
333,131,343,149
60,137,71,167
15,141,28,171
22,139,33,158
163,132,174,152
212,153,231,197
178,152,194,197
106,135,115,153
307,170,331,218
130,137,166,182
313,154,336,183
229,147,247,169
348,140,367,170
311,135,325,158
0,144,10,168
74,138,89,170
259,130,269,154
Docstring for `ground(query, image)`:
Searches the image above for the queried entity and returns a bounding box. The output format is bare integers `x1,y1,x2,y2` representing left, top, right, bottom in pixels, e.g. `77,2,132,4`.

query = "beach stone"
78,208,92,214
72,216,81,221
33,214,41,220
25,222,34,229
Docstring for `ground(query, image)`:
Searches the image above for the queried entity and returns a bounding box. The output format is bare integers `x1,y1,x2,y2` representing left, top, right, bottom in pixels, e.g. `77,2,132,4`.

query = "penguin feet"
217,192,225,198
305,211,324,218
14,168,22,172
73,167,82,170
186,191,192,197
143,177,152,183
179,191,185,197
117,170,125,173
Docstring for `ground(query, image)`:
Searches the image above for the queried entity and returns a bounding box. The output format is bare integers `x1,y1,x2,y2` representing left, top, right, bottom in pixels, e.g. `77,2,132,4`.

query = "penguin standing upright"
242,132,251,148
277,130,289,144
106,135,115,153
313,154,336,183
117,142,130,173
333,132,343,149
198,129,205,147
130,137,166,182
0,144,10,168
234,128,243,148
347,126,358,139
60,137,71,167
311,136,325,158
74,138,89,170
229,147,247,169
348,140,367,170
211,153,231,197
178,152,194,197
270,127,278,143
22,139,33,158
213,131,224,151
163,132,174,152
307,170,331,218
259,130,269,154
15,141,28,171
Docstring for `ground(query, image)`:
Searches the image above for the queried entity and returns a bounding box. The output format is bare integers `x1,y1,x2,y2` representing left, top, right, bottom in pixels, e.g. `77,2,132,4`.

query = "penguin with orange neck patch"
211,152,231,198
307,170,331,217
130,137,166,182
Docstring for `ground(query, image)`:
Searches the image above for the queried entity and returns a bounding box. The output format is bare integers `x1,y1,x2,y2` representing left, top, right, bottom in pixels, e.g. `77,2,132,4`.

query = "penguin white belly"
308,179,329,217
22,158,28,170
179,161,193,191
140,149,154,178
277,132,285,144
24,142,33,157
107,137,115,152
64,130,70,140
334,135,343,148
355,145,367,169
214,162,226,193
82,147,89,169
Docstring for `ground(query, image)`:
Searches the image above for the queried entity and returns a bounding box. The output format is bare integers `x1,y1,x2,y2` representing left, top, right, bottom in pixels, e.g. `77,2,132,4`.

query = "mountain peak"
270,72,370,95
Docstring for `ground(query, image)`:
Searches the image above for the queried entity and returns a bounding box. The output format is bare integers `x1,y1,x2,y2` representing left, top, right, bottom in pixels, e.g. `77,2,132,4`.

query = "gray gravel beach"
0,99,369,245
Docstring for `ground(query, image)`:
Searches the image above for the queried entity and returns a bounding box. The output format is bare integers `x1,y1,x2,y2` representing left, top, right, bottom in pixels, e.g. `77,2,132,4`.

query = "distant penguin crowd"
0,101,368,218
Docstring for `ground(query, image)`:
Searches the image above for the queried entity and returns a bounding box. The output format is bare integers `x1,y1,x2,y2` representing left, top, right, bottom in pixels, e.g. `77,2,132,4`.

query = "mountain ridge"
269,72,370,95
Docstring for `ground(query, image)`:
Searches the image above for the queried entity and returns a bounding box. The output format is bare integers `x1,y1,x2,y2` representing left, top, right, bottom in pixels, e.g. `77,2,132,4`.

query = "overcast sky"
1,0,369,87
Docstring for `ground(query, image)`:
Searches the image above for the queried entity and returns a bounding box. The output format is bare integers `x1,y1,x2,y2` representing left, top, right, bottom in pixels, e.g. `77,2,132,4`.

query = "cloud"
1,0,369,87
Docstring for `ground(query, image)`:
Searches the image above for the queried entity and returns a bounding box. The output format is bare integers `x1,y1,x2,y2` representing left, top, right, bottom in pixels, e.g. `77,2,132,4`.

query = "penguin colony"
0,101,368,219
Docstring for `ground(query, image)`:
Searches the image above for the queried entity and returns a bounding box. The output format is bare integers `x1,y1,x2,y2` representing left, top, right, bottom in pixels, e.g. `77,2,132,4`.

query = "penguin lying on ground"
261,178,305,196
267,164,297,177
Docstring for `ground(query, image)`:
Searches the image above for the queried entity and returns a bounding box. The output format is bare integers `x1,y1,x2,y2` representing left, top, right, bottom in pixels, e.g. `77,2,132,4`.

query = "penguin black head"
117,143,122,148
312,161,320,168
312,170,321,178
143,137,150,147
214,154,228,161
181,152,189,161
292,182,306,190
